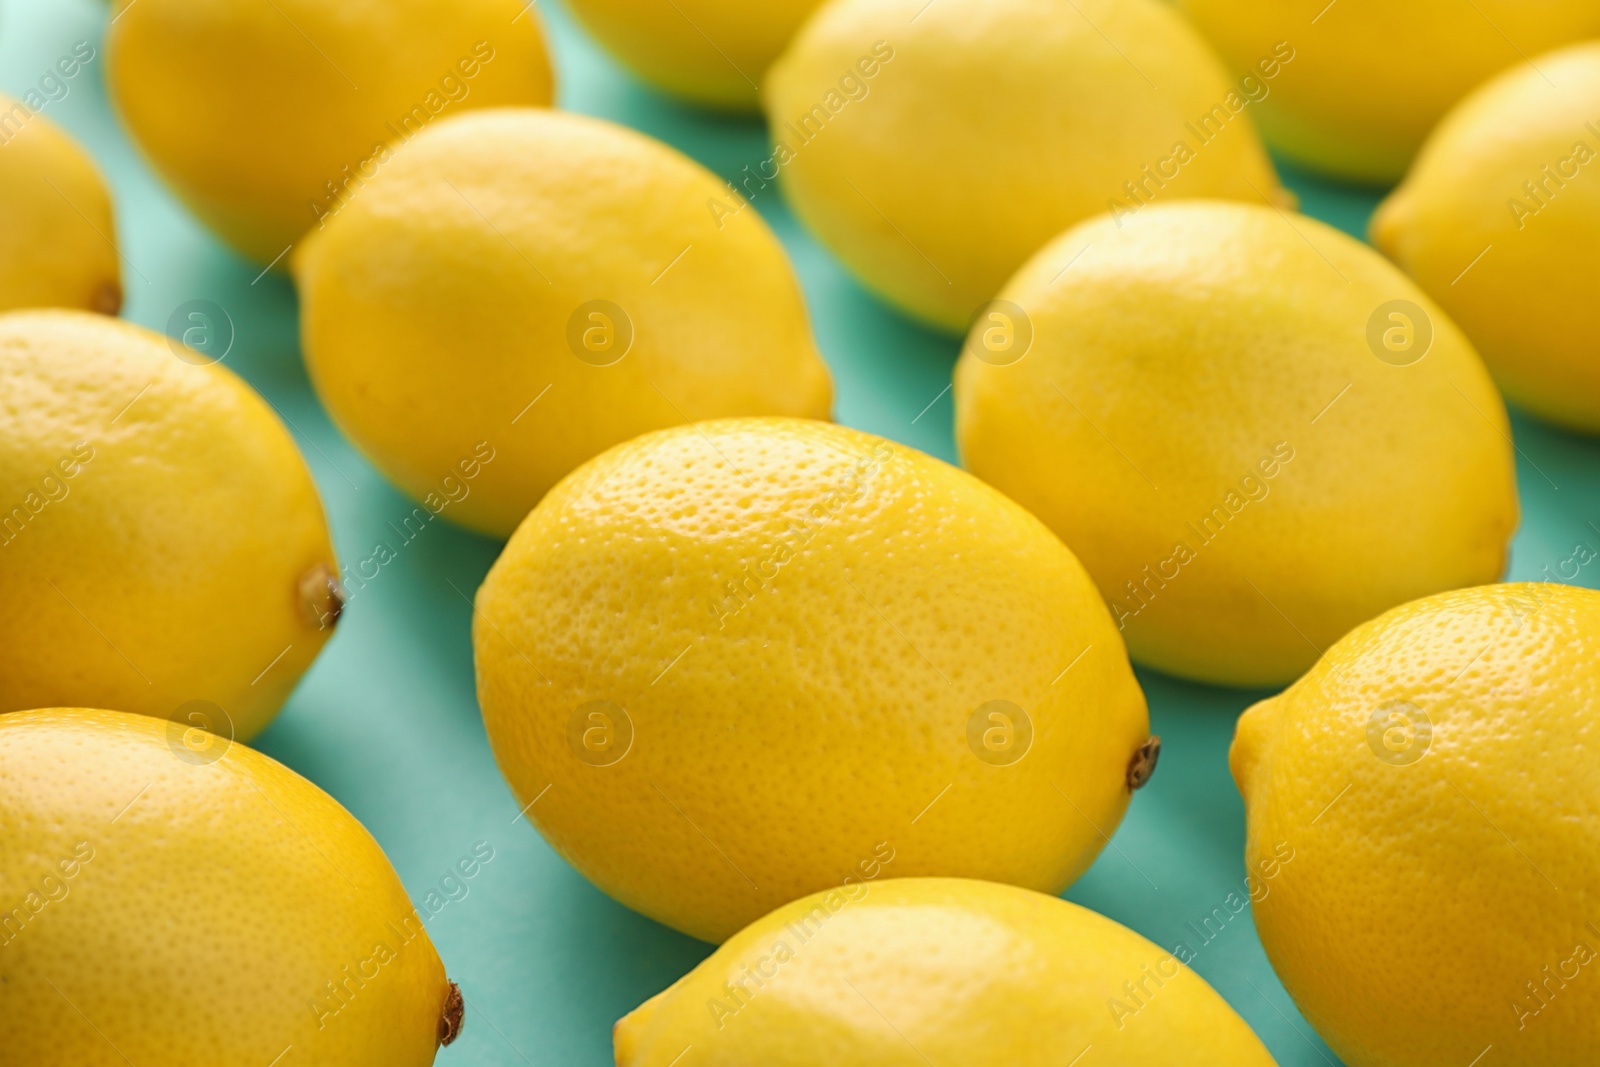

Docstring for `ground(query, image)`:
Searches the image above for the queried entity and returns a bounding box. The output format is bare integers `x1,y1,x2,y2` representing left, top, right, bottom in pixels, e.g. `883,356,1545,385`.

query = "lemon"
106,0,555,263
1178,0,1600,183
0,94,120,315
0,311,339,740
764,0,1287,332
0,708,459,1066
614,877,1276,1065
566,0,823,111
1232,583,1600,1066
1372,41,1600,434
475,418,1152,943
954,201,1518,688
295,109,834,538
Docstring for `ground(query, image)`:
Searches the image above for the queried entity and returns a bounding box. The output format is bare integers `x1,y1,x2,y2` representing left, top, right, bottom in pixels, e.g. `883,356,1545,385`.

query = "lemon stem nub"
298,562,345,630
439,982,464,1047
1127,736,1161,791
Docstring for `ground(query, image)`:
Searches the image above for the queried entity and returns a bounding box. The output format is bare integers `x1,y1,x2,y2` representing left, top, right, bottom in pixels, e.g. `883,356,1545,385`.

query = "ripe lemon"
107,0,554,263
764,0,1287,332
0,708,459,1066
614,877,1276,1065
475,418,1152,943
954,201,1518,687
1178,0,1600,183
0,93,120,315
0,311,339,741
565,0,823,111
1372,41,1600,434
1232,583,1600,1066
296,109,834,538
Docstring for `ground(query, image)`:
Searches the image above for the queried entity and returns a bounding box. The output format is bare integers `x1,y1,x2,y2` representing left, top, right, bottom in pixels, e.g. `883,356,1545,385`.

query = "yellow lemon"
107,0,554,263
566,0,823,111
0,311,339,740
296,109,834,539
0,708,459,1066
0,93,120,315
614,877,1277,1065
764,0,1287,332
954,201,1518,688
1178,0,1600,183
1372,41,1600,434
475,418,1152,943
1231,583,1600,1066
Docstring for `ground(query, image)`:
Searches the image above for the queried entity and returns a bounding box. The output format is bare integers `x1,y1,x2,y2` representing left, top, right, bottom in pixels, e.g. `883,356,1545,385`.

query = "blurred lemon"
566,0,823,110
475,418,1152,943
0,93,120,315
765,0,1287,331
1233,583,1600,1066
1179,0,1600,182
295,109,833,538
107,0,554,263
0,311,338,740
955,201,1518,687
1373,40,1600,433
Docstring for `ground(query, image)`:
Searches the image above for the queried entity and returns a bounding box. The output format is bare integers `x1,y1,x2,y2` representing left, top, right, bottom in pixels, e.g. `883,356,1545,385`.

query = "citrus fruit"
954,201,1518,687
565,0,823,110
0,92,120,315
1232,583,1600,1066
1372,40,1600,434
764,0,1287,331
1178,0,1600,182
295,109,834,538
107,0,555,263
474,418,1152,943
615,877,1277,1065
0,310,339,740
0,707,459,1066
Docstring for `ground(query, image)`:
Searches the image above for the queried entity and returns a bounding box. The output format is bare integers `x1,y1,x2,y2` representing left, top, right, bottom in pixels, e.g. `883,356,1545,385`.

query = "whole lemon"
0,93,120,315
1178,0,1600,183
296,109,834,538
1372,41,1600,434
954,201,1518,687
764,0,1287,332
0,708,459,1066
615,877,1277,1065
0,311,339,740
475,418,1152,943
565,0,823,111
107,0,554,263
1231,583,1600,1066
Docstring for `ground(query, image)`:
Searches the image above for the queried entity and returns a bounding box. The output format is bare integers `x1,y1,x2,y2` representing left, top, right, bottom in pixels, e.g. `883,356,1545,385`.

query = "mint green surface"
5,3,1598,1064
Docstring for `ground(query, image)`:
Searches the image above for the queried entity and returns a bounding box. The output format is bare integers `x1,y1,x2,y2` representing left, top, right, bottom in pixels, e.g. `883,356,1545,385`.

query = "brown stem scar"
439,981,464,1047
298,562,345,630
1126,736,1161,791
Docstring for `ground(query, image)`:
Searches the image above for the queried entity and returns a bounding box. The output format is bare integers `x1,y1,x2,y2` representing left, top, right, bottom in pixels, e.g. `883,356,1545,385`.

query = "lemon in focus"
765,0,1287,331
107,0,555,263
1178,0,1600,182
0,708,459,1066
955,201,1518,687
296,109,834,538
475,418,1152,943
0,311,339,740
1373,40,1600,434
615,877,1277,1065
0,93,120,315
1232,583,1600,1066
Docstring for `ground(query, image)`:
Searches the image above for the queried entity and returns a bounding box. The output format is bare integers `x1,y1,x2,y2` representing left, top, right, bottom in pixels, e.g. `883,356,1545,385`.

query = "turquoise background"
4,1,1598,1064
